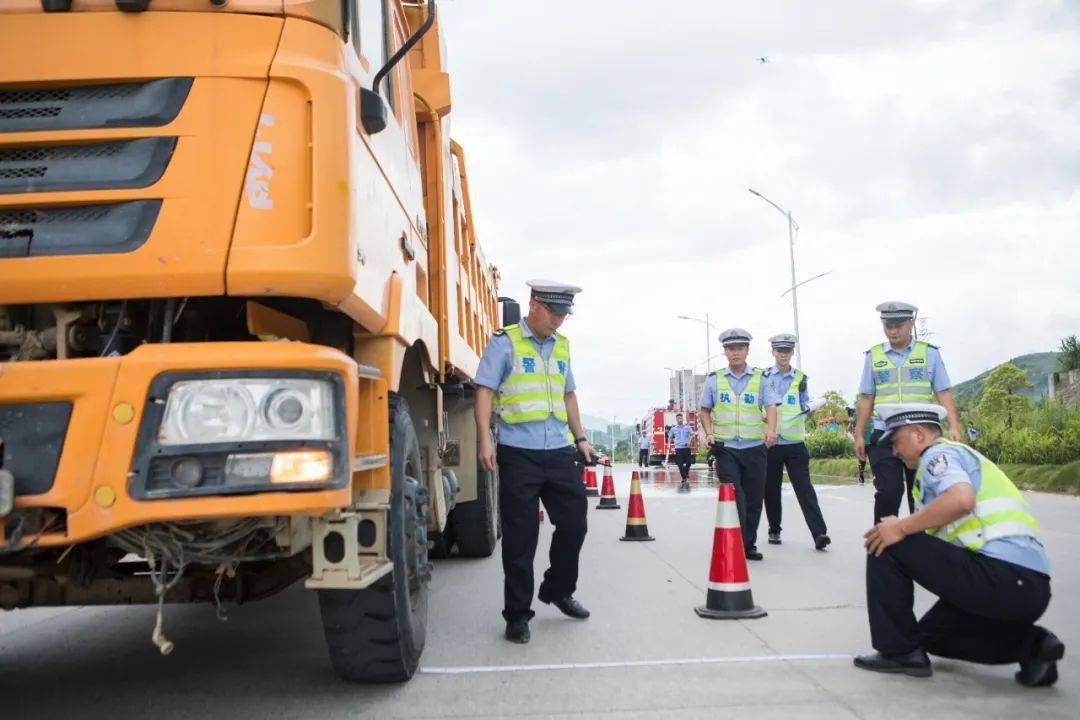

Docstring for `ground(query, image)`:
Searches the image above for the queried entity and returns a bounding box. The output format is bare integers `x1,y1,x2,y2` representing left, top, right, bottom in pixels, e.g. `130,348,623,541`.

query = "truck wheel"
318,396,429,683
450,464,498,557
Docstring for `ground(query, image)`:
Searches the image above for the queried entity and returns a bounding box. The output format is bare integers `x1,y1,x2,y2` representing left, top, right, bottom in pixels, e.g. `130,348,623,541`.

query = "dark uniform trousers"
714,445,767,551
673,447,693,481
869,429,916,522
868,532,1052,663
638,448,649,467
764,441,827,539
497,444,588,622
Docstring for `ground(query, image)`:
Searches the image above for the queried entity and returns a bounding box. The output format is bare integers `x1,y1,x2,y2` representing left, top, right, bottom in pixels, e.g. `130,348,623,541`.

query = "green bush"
806,458,1080,494
805,429,854,458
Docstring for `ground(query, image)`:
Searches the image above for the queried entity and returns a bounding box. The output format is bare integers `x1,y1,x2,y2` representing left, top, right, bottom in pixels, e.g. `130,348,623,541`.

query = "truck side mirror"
498,297,520,327
360,88,388,135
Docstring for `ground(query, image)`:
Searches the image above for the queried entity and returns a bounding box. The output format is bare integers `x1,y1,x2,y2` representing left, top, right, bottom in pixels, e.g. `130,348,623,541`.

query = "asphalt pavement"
2,463,1077,719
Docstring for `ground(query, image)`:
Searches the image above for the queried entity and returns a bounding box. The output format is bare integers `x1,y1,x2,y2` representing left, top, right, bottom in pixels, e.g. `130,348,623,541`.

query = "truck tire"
318,396,429,683
450,464,498,557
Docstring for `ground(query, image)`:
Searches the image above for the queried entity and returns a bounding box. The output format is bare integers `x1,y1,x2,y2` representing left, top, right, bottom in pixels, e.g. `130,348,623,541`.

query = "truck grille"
0,401,72,496
0,200,161,257
0,137,176,195
0,78,192,133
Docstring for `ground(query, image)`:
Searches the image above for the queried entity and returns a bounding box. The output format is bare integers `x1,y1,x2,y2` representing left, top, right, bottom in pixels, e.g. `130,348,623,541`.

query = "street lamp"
748,188,803,369
678,314,717,374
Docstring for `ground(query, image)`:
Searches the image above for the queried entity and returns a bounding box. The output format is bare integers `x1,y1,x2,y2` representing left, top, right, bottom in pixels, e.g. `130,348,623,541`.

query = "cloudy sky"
438,0,1080,423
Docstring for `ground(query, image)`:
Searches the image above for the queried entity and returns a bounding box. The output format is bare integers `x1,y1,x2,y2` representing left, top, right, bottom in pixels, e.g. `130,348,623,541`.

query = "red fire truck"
638,405,700,466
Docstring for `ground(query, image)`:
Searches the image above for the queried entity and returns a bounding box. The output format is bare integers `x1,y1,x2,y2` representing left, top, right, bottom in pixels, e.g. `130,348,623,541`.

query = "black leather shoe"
767,532,781,545
745,548,764,561
505,619,530,644
853,650,932,677
1016,630,1065,687
815,534,831,551
549,596,590,619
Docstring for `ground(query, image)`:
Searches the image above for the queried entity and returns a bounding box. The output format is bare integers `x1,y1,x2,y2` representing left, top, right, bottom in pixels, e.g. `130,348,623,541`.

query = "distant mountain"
952,352,1059,405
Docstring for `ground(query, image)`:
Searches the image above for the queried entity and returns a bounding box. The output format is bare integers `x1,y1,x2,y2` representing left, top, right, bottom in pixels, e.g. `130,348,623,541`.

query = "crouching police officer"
474,281,594,644
856,403,1063,686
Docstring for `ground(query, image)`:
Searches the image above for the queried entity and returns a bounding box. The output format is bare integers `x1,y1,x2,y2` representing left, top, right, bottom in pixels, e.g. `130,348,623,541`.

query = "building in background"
670,369,707,413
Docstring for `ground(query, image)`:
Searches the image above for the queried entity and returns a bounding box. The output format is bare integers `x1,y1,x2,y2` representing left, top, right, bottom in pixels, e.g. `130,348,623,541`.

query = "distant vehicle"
638,406,700,466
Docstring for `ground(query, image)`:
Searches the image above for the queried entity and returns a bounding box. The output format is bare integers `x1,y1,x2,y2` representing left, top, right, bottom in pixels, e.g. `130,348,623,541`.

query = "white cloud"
440,0,1080,421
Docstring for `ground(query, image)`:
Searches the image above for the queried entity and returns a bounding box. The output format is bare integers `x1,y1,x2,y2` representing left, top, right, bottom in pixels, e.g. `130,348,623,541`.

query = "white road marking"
421,653,851,675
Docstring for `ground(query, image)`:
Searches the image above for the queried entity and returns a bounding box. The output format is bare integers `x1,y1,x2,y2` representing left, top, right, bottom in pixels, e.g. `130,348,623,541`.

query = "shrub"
805,429,854,458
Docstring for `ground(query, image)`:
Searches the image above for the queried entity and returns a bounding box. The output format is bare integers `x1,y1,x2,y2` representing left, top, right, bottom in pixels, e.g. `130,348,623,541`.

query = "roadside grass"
807,458,1080,495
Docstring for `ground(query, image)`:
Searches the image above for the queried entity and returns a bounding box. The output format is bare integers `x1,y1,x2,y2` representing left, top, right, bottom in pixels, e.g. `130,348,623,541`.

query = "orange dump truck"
0,0,504,682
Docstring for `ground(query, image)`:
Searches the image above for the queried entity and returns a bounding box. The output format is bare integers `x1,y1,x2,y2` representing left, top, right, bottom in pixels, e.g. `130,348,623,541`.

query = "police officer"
856,403,1062,686
638,430,650,468
668,412,694,491
854,302,962,523
762,333,830,550
699,328,779,560
474,280,594,644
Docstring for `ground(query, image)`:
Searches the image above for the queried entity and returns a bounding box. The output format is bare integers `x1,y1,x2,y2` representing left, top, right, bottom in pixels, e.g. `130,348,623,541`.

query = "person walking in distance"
668,412,694,491
638,430,650,468
854,302,962,523
762,333,830,550
699,328,779,561
474,280,594,645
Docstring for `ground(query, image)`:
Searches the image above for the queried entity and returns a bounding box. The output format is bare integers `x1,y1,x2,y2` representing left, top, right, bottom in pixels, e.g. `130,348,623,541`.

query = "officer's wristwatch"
574,436,588,445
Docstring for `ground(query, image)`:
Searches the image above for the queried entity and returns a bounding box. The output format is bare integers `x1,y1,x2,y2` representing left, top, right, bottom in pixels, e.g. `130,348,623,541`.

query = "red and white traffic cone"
584,467,600,497
538,508,545,523
596,465,620,510
620,472,654,541
695,483,766,619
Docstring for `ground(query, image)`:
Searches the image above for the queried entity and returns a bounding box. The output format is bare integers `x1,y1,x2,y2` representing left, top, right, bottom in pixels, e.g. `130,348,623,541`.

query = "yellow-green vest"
870,341,935,405
711,369,764,442
496,323,570,425
913,440,1039,551
775,369,806,441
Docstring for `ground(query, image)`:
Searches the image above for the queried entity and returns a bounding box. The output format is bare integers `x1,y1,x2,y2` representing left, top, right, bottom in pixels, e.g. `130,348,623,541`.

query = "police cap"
527,279,582,315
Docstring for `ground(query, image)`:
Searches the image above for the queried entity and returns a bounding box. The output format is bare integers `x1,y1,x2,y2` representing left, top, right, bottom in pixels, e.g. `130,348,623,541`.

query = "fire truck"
638,405,700,466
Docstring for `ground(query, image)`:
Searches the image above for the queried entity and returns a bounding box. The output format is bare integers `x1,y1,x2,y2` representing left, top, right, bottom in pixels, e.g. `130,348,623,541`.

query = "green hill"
952,352,1059,406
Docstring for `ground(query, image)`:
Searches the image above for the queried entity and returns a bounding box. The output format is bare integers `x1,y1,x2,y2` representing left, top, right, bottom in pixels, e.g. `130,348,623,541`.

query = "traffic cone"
695,483,766,619
539,508,545,523
584,467,600,497
620,472,654,541
596,465,620,510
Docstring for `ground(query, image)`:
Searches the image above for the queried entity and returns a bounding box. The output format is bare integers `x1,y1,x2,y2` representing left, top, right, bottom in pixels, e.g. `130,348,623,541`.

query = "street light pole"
749,189,804,369
678,314,716,376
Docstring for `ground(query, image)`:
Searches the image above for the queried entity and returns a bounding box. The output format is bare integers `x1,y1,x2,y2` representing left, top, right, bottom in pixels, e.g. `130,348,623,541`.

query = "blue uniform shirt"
699,367,780,449
765,366,809,446
668,424,693,449
859,339,951,431
916,442,1049,576
474,322,576,450
638,435,650,450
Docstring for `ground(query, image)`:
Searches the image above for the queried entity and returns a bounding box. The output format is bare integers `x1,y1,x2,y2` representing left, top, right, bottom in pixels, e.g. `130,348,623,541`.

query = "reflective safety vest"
870,341,935,405
496,323,570,425
775,369,806,442
711,368,764,442
913,440,1039,551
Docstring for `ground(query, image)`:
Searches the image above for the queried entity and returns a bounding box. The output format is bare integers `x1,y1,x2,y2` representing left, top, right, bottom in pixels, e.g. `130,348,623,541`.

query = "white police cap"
876,403,947,445
719,327,752,346
769,333,798,350
527,279,582,314
876,301,918,321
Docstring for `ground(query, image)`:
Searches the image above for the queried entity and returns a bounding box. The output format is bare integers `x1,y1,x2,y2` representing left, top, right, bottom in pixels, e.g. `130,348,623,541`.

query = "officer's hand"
948,427,963,443
864,516,906,557
577,440,595,464
764,431,777,448
854,436,867,463
478,433,497,472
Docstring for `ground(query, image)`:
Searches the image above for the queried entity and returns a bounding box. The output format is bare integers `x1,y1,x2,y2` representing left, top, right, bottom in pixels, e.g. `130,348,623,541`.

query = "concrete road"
2,464,1077,719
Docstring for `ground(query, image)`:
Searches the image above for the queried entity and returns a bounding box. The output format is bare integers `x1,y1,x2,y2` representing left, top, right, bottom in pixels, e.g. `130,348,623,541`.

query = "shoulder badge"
926,453,950,477
763,367,774,377
493,328,507,337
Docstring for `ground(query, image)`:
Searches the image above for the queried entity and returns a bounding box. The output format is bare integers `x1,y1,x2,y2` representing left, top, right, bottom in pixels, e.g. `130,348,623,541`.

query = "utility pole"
749,189,804,369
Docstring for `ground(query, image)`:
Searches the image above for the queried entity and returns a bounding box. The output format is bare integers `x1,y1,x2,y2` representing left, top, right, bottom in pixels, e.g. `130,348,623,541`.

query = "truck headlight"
158,378,335,446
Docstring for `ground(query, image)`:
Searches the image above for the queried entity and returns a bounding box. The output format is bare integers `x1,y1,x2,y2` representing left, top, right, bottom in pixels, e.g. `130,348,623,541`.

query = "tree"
809,390,850,432
978,363,1032,429
1059,335,1080,373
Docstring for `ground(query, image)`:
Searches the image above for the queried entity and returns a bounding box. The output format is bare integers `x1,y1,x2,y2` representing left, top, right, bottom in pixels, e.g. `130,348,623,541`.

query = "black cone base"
597,498,620,510
620,525,654,541
586,489,600,497
694,589,767,619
